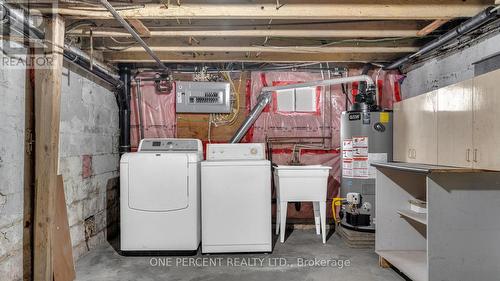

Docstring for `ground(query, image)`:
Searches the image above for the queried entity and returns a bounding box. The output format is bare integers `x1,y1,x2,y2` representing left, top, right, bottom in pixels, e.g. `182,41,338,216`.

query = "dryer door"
128,153,189,211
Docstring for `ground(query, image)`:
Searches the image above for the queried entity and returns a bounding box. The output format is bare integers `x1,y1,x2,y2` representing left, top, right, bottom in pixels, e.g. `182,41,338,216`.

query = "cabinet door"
411,91,438,165
473,69,500,170
393,100,411,162
437,79,473,167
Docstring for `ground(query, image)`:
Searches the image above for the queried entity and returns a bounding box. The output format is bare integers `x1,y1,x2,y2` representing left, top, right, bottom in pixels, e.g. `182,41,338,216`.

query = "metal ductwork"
63,45,122,87
230,75,375,143
384,6,499,70
0,1,122,87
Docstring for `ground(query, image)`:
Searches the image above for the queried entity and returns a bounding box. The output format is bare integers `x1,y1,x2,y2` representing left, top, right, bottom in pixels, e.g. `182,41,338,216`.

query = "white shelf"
377,250,428,281
397,209,427,225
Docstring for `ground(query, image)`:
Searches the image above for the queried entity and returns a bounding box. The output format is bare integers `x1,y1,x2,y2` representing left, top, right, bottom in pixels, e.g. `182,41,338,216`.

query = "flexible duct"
0,1,122,87
384,6,498,70
230,75,375,143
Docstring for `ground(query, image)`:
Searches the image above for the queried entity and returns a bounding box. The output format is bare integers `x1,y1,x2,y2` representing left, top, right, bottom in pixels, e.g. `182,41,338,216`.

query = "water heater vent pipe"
229,75,374,143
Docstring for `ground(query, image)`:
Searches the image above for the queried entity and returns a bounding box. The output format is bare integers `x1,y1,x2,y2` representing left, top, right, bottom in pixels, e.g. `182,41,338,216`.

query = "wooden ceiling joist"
67,29,421,38
104,52,402,63
34,1,492,20
417,19,450,36
126,19,151,37
102,46,419,54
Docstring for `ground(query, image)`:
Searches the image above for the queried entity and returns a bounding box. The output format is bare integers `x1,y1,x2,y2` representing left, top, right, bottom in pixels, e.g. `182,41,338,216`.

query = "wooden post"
33,14,65,281
23,46,36,281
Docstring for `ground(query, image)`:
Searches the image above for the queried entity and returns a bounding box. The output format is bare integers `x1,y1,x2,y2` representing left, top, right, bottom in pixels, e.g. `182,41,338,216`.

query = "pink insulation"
130,73,176,151
248,70,400,220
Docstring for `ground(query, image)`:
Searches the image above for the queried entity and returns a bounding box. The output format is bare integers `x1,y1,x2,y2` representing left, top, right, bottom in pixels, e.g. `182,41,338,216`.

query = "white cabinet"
473,69,500,170
437,79,473,167
394,90,438,165
393,99,411,162
395,69,500,170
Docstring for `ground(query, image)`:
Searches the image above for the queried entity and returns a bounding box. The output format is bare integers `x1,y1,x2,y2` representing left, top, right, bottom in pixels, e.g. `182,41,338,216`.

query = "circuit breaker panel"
175,81,231,113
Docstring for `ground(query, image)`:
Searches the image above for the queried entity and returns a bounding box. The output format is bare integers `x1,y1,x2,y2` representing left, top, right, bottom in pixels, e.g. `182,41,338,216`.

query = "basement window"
272,81,320,114
275,86,319,113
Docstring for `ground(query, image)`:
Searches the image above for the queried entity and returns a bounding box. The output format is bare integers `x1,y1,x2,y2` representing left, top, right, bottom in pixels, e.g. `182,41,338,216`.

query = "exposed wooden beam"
104,52,403,63
33,14,65,281
417,19,450,36
68,28,420,38
103,46,419,54
34,1,492,20
126,19,151,37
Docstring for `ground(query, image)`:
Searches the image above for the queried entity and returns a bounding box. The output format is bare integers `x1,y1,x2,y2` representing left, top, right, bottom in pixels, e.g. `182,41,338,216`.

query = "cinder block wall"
0,57,120,279
58,69,120,261
0,56,26,281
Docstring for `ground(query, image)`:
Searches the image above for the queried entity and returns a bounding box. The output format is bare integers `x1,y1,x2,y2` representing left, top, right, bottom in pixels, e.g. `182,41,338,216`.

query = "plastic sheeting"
128,69,402,219
130,73,176,151
248,70,402,219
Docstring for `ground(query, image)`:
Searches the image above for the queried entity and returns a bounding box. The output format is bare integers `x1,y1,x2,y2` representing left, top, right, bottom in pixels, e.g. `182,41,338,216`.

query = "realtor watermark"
1,4,58,70
149,257,351,269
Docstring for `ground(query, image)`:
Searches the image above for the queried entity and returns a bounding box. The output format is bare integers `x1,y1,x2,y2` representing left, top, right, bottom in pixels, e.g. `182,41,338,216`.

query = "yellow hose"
332,197,345,223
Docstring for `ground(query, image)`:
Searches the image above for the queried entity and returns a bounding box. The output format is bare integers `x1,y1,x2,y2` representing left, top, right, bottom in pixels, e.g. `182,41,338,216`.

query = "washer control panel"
206,143,266,160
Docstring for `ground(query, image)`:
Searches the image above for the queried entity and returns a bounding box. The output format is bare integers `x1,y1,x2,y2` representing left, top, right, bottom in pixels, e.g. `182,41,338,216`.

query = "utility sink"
274,165,331,201
274,165,331,243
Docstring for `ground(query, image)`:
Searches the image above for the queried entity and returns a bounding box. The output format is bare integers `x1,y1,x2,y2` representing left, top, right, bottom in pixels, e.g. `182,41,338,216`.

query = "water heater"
340,110,393,232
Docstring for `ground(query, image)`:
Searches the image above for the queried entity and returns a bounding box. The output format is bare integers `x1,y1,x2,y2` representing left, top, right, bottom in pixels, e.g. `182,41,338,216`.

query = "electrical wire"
109,36,138,45
210,71,243,127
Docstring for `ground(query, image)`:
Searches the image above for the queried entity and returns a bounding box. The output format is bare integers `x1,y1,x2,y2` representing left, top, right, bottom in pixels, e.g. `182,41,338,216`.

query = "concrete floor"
76,230,404,281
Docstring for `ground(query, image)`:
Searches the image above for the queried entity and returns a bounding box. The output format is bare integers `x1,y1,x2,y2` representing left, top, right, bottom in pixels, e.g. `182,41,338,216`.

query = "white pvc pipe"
261,75,374,92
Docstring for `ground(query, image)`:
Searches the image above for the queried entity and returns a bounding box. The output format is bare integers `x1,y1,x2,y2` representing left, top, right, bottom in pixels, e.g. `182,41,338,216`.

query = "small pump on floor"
339,192,372,228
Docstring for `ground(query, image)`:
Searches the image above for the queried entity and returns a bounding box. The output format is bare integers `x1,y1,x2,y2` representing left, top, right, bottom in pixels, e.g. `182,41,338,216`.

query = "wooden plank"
53,175,76,281
417,19,449,36
377,250,428,281
34,1,491,20
379,256,391,268
67,28,421,38
33,14,65,281
105,52,402,63
126,19,151,37
104,46,419,53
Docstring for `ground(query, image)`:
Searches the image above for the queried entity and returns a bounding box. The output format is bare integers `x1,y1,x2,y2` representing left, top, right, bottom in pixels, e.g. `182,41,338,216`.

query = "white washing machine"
201,143,272,253
120,138,202,253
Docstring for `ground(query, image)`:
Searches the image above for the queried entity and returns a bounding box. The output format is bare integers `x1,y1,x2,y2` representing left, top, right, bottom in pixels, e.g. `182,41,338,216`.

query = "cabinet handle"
473,149,478,163
466,149,471,162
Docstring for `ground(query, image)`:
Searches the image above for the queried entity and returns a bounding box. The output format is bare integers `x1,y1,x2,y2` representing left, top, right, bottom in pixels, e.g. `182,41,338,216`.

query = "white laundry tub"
274,165,331,201
274,165,331,243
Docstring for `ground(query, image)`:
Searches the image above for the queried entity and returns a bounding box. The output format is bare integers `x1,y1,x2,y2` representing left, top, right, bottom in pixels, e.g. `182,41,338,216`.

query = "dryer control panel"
206,143,266,160
138,138,203,152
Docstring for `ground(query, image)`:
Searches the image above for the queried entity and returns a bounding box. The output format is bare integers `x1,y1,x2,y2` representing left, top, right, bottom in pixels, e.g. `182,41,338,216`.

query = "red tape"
271,148,340,155
394,81,402,102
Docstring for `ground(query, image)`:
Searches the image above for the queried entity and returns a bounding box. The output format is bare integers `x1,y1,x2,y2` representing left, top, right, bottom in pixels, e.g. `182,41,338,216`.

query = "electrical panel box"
175,81,231,113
